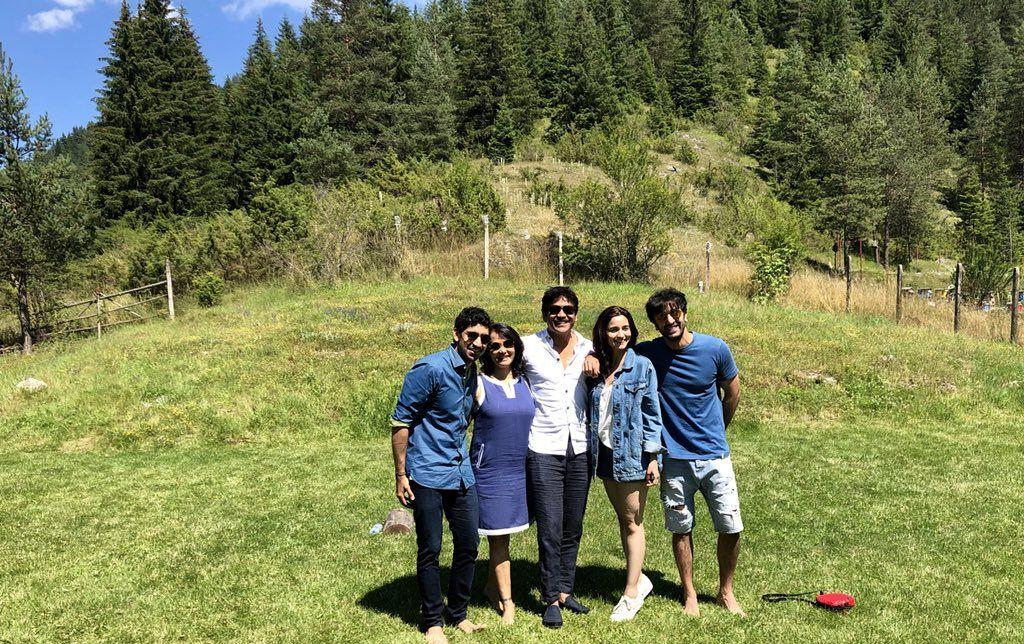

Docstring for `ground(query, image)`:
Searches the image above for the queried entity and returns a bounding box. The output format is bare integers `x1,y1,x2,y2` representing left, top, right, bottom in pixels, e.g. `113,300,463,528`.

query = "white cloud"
53,0,95,8
26,8,77,32
222,0,312,19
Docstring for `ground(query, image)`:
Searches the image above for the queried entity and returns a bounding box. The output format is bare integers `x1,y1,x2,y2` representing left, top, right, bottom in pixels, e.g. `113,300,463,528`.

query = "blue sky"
1,0,413,137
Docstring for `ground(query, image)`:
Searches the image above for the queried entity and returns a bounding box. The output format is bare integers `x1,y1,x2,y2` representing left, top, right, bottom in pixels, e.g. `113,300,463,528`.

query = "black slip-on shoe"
560,595,590,614
542,604,563,629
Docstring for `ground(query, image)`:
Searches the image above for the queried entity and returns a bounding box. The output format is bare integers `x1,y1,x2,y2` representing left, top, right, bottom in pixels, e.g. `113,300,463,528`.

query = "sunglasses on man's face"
654,308,684,323
488,339,515,352
547,305,577,317
464,331,491,345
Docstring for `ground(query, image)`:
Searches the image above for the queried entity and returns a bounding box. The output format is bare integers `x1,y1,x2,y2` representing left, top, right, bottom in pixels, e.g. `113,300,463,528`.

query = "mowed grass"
2,279,1023,642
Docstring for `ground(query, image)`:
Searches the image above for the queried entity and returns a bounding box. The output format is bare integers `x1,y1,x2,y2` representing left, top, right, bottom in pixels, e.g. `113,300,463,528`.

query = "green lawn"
2,279,1022,642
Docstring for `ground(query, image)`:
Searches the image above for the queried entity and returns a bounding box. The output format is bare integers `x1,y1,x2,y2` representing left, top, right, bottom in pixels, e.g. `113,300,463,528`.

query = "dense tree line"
6,0,1024,318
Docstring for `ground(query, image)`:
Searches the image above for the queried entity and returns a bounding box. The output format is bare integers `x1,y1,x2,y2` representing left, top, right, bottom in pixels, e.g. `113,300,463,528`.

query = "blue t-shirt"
635,332,738,460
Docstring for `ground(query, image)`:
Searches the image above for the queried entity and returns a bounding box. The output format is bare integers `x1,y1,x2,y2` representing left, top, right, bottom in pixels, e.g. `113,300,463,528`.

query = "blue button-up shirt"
392,344,477,490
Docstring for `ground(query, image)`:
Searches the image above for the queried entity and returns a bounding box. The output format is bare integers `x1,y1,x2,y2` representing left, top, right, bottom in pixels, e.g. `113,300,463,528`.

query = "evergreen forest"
4,0,1024,348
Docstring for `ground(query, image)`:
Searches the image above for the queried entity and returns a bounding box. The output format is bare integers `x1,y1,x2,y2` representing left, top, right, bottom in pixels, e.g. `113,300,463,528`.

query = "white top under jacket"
521,328,593,456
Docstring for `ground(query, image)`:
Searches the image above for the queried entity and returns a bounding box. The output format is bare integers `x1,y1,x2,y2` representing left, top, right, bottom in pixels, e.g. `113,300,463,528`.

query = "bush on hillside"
678,139,699,165
553,118,655,187
652,136,676,154
556,177,689,281
744,194,810,303
193,272,225,307
247,182,313,245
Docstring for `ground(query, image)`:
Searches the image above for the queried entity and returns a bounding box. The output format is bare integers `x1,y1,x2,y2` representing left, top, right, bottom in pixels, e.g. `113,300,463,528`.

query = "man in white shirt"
522,286,593,629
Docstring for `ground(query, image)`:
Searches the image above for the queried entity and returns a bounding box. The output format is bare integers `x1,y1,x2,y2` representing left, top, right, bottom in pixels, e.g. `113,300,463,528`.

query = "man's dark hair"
541,286,579,316
454,307,492,333
481,323,526,378
645,288,687,323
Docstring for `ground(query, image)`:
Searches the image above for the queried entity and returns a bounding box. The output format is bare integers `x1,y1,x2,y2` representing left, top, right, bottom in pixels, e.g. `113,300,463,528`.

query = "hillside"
1,279,1021,641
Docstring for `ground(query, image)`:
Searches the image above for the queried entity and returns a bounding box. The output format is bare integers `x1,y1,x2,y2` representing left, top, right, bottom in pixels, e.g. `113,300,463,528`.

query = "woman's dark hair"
541,286,579,317
454,306,492,333
592,306,638,376
645,288,687,324
481,323,526,378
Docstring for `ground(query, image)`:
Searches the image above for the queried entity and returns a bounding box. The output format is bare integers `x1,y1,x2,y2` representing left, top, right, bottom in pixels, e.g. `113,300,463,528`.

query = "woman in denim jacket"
588,305,665,622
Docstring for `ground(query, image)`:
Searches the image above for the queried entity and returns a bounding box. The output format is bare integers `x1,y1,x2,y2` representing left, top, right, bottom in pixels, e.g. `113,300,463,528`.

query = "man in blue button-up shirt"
391,307,492,644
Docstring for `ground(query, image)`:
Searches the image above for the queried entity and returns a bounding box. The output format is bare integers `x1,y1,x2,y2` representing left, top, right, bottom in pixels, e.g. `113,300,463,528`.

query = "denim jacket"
587,349,665,481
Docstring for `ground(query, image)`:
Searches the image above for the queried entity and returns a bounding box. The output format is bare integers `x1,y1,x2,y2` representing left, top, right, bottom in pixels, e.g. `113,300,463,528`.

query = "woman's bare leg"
602,479,649,598
488,535,514,623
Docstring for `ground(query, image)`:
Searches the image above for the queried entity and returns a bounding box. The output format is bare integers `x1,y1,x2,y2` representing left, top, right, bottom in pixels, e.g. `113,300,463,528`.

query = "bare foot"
500,600,515,625
424,626,448,644
683,594,700,617
716,592,746,617
456,619,486,634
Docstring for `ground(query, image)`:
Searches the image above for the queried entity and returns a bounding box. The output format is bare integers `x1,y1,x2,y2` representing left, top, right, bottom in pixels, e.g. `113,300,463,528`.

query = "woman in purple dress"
470,323,535,625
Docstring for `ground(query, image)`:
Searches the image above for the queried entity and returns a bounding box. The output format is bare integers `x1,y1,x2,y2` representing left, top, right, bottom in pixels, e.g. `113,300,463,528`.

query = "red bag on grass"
762,590,856,612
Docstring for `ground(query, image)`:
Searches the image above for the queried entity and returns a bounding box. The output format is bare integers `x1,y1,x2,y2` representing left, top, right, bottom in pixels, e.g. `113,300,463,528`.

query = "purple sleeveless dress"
470,376,535,535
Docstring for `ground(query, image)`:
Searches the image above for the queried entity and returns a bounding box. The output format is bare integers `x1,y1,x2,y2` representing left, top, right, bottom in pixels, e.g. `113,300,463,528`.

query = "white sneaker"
610,574,654,622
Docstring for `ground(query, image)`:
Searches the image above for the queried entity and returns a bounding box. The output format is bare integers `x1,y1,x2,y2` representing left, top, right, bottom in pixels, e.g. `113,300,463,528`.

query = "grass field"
2,279,1023,642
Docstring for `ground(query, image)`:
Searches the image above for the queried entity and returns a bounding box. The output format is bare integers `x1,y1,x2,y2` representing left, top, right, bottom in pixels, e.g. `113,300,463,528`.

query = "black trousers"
410,481,480,630
527,442,591,604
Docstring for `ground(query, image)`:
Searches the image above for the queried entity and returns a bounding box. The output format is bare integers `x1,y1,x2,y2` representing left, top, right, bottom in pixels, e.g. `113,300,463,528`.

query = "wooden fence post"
705,241,711,292
844,253,852,314
896,263,903,323
95,295,103,338
557,231,564,286
1011,266,1020,345
953,262,962,334
165,259,175,321
483,214,490,280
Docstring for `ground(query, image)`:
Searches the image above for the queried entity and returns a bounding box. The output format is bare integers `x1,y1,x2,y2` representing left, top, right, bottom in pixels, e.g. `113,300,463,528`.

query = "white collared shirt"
521,328,593,455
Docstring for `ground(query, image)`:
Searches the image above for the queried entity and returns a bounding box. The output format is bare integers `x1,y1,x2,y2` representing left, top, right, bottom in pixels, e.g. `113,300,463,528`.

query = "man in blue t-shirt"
635,288,745,617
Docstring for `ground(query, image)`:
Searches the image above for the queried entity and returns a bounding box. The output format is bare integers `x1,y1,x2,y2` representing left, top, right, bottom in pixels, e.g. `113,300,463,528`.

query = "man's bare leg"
424,626,447,644
715,532,745,616
672,532,699,616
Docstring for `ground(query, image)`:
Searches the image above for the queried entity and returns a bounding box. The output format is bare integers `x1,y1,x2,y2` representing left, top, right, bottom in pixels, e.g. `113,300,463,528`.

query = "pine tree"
520,0,564,106
1,45,93,352
956,170,1013,301
94,0,228,222
457,0,538,153
748,45,820,208
878,58,956,265
92,1,144,222
549,0,619,137
665,0,718,116
272,18,304,186
647,78,676,136
228,19,283,206
812,63,886,245
1001,21,1024,186
392,8,456,159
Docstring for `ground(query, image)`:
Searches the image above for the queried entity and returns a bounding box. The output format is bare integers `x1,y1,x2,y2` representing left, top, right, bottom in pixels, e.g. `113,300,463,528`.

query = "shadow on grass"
358,559,682,628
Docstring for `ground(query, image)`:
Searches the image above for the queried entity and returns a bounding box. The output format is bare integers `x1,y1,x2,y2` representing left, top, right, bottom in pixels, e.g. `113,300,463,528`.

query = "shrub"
557,177,688,281
247,182,313,245
652,136,676,154
744,195,810,303
553,118,655,187
193,272,225,307
678,139,699,165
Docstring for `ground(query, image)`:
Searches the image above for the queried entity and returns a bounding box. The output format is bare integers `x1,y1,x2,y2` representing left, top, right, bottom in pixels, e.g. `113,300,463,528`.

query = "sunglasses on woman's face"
547,305,577,316
488,339,515,352
464,331,491,345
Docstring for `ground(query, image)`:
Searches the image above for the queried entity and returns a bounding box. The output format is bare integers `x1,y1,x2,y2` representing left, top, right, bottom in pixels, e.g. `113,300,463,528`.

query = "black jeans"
527,442,591,604
410,481,480,630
